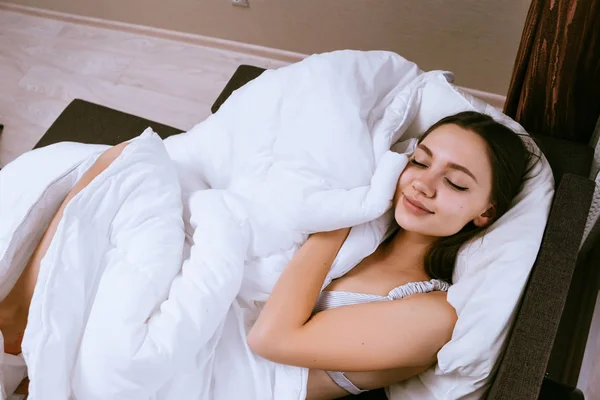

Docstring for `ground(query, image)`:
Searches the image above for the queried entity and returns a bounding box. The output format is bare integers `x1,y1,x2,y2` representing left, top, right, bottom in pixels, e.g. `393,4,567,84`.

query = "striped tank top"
313,279,450,395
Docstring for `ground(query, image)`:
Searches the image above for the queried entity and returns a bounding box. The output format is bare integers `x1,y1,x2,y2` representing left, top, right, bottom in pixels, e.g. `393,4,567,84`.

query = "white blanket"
0,51,462,399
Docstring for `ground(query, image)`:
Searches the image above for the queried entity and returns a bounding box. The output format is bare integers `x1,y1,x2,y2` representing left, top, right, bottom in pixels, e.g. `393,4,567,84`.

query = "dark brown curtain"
504,0,600,144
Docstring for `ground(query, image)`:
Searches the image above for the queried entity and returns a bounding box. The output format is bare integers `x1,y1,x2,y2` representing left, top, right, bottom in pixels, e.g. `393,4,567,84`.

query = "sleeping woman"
0,111,534,399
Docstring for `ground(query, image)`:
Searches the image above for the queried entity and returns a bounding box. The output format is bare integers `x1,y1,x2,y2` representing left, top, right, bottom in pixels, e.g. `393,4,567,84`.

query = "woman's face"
394,123,495,238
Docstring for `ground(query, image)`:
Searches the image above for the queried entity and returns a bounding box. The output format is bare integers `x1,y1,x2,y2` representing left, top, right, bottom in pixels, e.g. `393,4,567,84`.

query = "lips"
402,194,434,215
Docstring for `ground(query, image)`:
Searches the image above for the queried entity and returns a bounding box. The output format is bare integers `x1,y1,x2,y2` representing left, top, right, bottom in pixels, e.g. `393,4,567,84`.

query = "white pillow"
388,74,555,399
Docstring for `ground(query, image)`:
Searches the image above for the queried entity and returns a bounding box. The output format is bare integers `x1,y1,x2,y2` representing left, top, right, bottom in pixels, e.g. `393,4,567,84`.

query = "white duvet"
0,51,426,399
0,50,553,400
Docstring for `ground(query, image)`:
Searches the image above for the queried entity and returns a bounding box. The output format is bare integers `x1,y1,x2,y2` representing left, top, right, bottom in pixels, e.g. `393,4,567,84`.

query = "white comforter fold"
0,50,450,399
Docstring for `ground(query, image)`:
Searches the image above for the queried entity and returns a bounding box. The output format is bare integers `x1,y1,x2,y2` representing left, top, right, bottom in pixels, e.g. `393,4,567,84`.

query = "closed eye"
445,178,468,191
411,158,468,191
409,158,427,168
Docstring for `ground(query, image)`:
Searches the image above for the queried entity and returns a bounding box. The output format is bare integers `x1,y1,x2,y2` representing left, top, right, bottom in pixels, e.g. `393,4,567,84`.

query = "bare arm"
248,230,457,372
248,228,351,349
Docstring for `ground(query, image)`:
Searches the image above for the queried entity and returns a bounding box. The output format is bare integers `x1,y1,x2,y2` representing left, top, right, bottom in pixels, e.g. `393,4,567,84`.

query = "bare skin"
265,228,448,400
305,230,439,399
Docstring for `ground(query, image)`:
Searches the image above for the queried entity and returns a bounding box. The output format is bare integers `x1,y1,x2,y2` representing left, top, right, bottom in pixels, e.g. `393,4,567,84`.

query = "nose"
411,173,436,198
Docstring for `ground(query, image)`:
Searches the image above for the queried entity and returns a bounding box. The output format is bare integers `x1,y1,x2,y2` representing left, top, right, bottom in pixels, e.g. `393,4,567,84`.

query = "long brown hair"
416,111,536,283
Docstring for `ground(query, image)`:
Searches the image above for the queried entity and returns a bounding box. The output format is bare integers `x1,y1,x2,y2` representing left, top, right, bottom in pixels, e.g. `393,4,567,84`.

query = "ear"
473,205,496,227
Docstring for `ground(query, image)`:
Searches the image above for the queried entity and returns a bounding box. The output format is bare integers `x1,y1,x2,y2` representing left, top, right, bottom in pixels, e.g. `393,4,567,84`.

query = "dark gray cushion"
34,99,184,149
487,173,595,399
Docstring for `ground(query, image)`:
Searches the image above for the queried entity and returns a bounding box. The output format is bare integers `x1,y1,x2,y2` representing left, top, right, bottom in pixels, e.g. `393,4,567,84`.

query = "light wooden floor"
0,9,288,166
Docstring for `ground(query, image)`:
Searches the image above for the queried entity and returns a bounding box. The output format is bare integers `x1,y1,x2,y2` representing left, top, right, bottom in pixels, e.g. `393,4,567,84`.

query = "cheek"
429,194,473,235
394,169,412,198
393,177,409,212
394,192,477,238
434,192,489,233
443,195,469,215
439,191,483,219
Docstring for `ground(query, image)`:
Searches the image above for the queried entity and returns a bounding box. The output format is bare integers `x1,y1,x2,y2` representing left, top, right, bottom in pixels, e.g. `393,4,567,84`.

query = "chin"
395,209,428,233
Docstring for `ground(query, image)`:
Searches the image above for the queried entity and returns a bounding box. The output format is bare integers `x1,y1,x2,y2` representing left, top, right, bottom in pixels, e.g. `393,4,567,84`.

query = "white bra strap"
326,370,368,395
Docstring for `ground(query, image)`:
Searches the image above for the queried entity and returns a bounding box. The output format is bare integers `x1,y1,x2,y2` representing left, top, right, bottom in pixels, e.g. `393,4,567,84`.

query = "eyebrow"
417,144,479,183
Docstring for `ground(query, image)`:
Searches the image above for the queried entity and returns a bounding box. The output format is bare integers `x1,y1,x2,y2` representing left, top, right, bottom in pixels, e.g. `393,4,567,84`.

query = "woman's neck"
376,228,436,277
